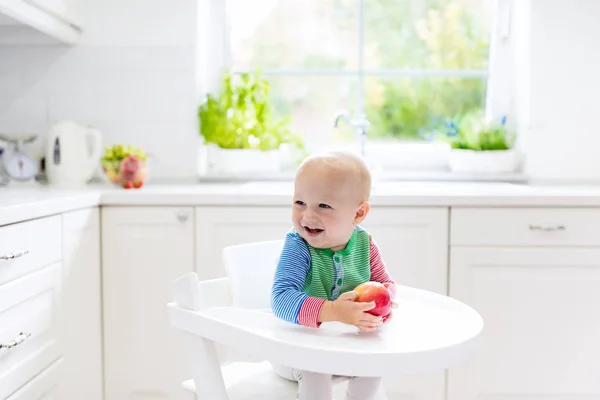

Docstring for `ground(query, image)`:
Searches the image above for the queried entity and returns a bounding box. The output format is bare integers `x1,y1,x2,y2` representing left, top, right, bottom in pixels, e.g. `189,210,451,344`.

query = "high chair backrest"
222,239,284,309
172,239,285,366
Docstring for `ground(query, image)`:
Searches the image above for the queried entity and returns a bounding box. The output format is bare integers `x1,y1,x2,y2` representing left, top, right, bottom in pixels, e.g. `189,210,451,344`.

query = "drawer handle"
529,224,566,232
0,249,29,260
0,332,31,350
176,212,189,223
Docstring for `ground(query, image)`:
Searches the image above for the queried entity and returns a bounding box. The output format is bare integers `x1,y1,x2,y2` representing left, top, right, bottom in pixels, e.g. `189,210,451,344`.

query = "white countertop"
2,181,600,226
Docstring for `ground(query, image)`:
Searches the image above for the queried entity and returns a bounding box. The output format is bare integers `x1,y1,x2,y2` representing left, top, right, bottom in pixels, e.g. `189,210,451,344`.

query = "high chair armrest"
172,272,231,311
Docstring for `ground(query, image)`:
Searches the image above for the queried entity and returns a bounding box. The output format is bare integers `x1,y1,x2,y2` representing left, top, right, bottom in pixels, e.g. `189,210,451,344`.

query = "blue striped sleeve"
271,231,312,324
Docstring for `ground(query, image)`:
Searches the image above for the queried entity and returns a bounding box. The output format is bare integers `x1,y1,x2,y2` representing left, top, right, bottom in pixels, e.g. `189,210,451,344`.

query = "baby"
271,151,397,400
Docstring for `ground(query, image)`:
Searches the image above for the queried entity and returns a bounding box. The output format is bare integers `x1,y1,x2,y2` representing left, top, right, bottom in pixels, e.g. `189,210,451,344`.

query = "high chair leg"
184,332,230,400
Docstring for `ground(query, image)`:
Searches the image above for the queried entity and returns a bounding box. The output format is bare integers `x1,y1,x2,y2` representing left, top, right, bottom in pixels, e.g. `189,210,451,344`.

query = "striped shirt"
271,227,396,328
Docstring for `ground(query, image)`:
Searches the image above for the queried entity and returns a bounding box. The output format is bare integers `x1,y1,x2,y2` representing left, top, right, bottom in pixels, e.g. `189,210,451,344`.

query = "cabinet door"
58,208,102,400
195,207,291,280
449,247,600,400
363,207,449,400
102,207,195,400
362,207,448,294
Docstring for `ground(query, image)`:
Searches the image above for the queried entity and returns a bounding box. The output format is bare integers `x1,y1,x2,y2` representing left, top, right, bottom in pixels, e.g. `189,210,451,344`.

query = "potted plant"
197,70,304,176
440,112,520,173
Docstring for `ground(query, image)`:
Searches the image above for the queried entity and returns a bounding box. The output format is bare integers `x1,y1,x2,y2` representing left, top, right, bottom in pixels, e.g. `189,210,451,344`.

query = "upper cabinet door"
449,247,600,400
102,207,195,400
195,206,292,280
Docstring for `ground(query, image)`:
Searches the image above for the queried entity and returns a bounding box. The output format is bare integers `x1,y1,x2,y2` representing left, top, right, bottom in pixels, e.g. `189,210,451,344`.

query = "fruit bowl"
100,145,149,189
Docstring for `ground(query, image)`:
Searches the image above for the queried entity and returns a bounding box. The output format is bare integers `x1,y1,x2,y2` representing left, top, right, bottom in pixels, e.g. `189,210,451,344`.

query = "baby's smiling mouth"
303,226,324,236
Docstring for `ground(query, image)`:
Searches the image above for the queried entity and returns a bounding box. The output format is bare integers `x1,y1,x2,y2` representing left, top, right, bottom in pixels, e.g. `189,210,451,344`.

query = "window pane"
228,0,359,70
364,0,492,70
260,75,358,148
365,76,487,140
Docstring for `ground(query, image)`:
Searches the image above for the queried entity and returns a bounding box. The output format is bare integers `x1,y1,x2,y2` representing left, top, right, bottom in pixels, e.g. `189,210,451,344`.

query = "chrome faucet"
333,110,370,157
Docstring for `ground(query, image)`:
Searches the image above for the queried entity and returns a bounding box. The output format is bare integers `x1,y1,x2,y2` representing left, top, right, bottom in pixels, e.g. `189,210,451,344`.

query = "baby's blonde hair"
296,151,372,202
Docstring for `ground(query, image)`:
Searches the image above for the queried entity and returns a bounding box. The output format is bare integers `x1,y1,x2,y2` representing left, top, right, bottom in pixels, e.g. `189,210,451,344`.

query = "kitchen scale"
0,133,39,183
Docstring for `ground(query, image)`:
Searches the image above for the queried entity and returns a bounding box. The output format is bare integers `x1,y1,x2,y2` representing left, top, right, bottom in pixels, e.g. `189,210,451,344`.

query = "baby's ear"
354,201,370,224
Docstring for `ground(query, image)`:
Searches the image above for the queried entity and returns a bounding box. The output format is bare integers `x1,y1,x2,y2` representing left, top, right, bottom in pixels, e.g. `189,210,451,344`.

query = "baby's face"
292,167,366,251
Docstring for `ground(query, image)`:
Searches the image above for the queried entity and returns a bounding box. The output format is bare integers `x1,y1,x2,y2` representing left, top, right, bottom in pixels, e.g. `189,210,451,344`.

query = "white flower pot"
202,143,281,176
448,149,520,173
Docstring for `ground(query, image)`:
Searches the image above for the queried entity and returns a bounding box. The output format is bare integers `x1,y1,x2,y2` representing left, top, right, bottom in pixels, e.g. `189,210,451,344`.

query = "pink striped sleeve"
369,236,397,298
298,296,327,328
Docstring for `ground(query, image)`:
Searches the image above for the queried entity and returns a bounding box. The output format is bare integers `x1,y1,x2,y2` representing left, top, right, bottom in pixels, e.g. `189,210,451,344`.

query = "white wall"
0,0,202,179
4,0,600,182
519,0,600,182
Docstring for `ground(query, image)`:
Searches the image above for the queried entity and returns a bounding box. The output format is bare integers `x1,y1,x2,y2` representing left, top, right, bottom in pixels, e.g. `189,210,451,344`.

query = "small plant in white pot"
440,112,520,174
197,70,305,176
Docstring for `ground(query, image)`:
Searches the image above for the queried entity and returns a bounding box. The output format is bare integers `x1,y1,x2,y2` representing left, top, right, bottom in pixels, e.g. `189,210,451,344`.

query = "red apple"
354,281,392,318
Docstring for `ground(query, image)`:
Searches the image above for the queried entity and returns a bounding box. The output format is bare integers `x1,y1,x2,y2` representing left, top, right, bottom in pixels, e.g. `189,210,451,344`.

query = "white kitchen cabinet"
449,247,600,400
0,0,81,45
58,208,102,400
195,206,449,400
363,207,449,400
0,264,62,400
195,206,292,280
102,207,195,400
362,207,448,294
7,358,62,400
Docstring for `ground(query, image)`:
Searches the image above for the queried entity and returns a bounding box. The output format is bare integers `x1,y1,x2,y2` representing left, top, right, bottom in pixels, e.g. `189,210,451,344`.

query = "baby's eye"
319,203,332,209
295,200,305,206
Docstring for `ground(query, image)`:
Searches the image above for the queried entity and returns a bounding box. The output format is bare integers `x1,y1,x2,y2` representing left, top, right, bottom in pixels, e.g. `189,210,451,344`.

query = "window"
224,0,494,168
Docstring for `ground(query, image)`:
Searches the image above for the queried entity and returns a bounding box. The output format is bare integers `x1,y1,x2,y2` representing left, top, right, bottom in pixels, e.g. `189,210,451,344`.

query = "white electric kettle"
45,120,103,186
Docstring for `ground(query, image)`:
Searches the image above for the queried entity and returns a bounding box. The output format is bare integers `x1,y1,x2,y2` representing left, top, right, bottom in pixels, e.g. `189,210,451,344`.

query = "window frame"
205,0,512,173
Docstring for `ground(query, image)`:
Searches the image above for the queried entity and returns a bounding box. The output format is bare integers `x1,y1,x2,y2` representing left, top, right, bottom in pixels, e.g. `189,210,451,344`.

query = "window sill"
197,141,528,183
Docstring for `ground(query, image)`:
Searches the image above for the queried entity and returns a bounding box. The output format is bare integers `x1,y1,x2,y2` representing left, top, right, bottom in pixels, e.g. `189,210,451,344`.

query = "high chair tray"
168,284,483,377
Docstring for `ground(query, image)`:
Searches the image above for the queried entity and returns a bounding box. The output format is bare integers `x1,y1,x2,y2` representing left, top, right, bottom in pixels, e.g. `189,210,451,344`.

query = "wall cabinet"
0,0,81,45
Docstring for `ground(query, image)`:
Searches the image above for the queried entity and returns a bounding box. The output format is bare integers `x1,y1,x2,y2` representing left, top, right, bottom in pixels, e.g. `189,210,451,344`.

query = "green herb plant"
441,111,514,151
198,70,304,152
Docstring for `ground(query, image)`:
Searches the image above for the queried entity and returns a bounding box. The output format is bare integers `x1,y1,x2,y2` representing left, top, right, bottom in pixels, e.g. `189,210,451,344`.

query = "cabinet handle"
529,224,566,232
176,212,189,223
0,332,31,350
0,249,29,260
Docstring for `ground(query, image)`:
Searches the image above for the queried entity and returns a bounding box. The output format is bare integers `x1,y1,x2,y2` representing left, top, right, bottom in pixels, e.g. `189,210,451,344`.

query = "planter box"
201,144,281,176
448,149,520,173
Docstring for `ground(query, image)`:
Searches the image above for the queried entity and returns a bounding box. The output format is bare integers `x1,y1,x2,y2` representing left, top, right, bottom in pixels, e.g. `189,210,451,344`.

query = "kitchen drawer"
451,208,600,246
0,265,62,400
7,358,62,400
0,216,62,286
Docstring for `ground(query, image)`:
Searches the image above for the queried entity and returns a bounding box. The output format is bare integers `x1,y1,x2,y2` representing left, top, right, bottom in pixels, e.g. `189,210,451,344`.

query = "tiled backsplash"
0,0,201,179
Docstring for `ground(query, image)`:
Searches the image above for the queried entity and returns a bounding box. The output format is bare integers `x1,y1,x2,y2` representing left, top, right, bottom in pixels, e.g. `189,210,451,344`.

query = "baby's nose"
301,210,318,223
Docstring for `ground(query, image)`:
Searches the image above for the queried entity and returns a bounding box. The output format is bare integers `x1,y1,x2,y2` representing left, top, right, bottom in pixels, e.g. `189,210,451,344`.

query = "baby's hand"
383,300,399,324
330,291,383,332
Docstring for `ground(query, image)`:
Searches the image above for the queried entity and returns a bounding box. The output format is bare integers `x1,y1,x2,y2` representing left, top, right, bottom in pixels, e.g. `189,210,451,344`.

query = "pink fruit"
119,156,145,184
354,281,392,318
120,155,142,174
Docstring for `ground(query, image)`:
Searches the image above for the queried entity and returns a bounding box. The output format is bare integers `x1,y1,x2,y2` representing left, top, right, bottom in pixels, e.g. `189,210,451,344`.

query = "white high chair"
167,240,484,400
